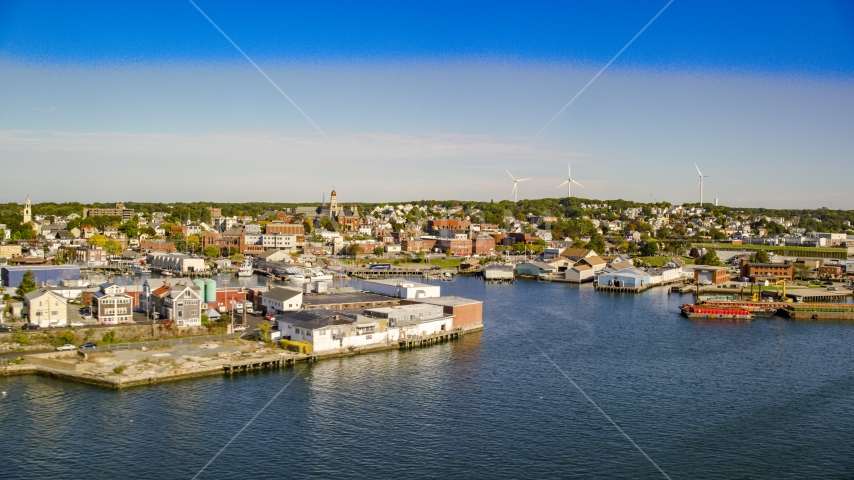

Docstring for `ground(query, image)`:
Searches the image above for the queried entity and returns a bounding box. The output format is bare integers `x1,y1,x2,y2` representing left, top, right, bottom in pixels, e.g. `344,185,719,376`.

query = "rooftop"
303,292,398,306
406,296,482,307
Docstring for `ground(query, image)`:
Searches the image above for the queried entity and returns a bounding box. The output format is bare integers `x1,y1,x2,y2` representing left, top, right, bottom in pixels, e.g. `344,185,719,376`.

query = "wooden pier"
399,329,462,349
224,353,313,374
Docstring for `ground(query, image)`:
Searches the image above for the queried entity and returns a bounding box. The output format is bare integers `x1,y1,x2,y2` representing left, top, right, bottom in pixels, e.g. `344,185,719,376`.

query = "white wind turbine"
695,164,709,206
506,170,530,203
557,163,584,198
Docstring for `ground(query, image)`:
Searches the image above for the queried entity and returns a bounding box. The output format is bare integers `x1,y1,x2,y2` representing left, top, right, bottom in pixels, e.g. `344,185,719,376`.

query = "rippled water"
3,277,854,479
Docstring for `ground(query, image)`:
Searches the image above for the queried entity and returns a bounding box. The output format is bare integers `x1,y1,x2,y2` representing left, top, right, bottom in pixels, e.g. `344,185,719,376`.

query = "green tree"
585,232,606,255
203,246,220,258
104,239,122,255
641,240,660,256
373,246,385,257
415,250,426,263
229,253,245,263
303,219,314,234
753,250,770,263
172,234,187,252
697,248,722,266
15,270,38,299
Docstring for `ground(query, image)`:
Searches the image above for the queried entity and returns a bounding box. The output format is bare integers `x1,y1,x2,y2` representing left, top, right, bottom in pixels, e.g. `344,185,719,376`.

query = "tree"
753,250,770,263
15,270,38,299
187,235,200,253
415,250,426,263
172,234,187,252
373,246,385,257
697,248,722,266
104,239,122,255
229,253,245,263
792,263,812,280
203,246,220,258
87,234,108,249
585,232,606,255
303,219,314,234
641,240,660,256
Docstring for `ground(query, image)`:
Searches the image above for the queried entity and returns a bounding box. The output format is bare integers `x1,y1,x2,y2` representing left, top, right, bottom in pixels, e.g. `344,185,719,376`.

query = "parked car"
79,342,98,349
823,281,834,285
55,344,77,351
828,286,838,291
0,324,12,332
233,325,247,332
70,322,85,327
22,323,40,331
265,314,275,320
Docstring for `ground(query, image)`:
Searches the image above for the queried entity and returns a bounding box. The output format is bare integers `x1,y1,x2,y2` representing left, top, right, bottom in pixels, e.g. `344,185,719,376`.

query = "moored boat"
681,304,754,320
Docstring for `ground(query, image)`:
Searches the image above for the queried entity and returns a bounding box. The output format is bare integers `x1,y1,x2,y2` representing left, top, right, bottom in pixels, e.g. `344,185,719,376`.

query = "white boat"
129,263,152,275
280,267,334,283
236,262,254,277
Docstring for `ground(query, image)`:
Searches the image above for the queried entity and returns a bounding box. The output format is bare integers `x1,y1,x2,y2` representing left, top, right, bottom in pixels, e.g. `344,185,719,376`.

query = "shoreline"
1,324,484,389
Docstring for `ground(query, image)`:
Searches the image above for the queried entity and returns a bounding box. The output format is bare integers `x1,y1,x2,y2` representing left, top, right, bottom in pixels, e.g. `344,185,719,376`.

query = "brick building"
434,238,472,256
472,235,496,256
740,262,793,282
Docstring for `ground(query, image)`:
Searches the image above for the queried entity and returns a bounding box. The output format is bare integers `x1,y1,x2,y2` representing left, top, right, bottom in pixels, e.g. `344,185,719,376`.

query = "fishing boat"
680,304,754,320
236,262,254,277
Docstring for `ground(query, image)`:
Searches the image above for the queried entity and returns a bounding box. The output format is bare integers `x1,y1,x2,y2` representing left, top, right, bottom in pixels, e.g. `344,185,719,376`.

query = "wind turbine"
506,170,530,203
695,164,709,206
557,163,584,199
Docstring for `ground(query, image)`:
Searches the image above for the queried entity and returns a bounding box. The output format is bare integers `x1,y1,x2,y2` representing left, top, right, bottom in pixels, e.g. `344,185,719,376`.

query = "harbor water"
2,276,854,479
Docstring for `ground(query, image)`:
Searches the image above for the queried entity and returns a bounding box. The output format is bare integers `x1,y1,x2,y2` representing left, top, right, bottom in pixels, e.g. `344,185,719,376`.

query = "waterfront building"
560,248,598,262
597,268,651,288
361,278,441,299
23,288,68,327
402,296,484,329
277,303,453,354
515,261,558,278
565,264,594,283
146,253,207,273
77,246,108,267
303,292,401,311
693,266,730,285
1,265,80,288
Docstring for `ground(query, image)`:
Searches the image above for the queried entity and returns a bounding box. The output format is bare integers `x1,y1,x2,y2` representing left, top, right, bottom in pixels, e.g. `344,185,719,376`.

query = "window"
178,311,184,317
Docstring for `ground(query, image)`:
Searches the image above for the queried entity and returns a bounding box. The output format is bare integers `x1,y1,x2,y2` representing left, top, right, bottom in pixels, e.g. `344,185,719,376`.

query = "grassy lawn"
635,256,694,266
429,258,462,269
692,243,846,254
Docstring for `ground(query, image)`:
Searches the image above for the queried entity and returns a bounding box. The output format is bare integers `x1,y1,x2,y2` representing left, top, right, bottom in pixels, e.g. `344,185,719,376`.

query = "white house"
261,287,303,314
23,289,68,327
361,278,440,299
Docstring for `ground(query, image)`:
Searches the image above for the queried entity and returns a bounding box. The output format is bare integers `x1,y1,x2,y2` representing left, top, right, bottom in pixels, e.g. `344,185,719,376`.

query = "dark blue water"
2,277,854,479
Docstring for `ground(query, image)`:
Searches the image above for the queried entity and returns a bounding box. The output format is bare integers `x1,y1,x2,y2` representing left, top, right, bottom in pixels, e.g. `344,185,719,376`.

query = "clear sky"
1,0,852,208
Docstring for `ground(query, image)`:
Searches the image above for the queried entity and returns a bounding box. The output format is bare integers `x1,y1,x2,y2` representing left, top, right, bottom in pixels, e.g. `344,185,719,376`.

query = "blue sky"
1,1,853,207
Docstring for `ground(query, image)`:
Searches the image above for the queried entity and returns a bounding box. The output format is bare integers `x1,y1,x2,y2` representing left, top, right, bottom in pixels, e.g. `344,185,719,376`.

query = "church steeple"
22,196,32,224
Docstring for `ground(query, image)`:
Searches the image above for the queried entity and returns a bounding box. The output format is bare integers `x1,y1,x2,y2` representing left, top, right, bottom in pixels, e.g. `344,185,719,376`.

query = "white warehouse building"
361,278,441,299
146,253,208,273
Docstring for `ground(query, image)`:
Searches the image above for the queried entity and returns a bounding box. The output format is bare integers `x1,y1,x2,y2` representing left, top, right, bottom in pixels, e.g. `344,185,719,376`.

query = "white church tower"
22,197,32,224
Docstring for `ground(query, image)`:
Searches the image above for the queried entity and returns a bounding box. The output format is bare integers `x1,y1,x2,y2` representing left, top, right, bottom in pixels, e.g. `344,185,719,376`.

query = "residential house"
23,288,68,327
149,282,204,327
579,255,607,272
92,283,134,325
